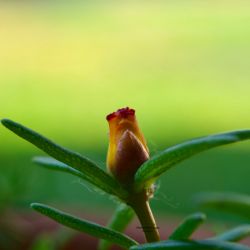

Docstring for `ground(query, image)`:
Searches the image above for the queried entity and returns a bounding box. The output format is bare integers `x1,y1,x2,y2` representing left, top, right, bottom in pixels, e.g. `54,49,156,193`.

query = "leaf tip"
193,212,207,221
30,202,43,211
32,156,40,163
1,118,11,127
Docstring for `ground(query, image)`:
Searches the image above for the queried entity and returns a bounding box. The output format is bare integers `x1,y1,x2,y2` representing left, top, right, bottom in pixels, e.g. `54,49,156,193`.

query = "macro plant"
1,107,250,250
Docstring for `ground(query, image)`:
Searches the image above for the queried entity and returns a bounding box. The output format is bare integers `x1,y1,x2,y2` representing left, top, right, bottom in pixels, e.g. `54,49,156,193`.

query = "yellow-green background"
1,1,250,215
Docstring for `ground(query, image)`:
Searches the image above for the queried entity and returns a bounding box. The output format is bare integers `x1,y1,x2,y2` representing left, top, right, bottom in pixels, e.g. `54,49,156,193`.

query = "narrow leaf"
195,192,250,220
168,212,206,240
31,203,138,249
33,156,88,180
135,130,250,190
98,204,135,250
130,239,250,250
210,225,250,242
1,119,128,199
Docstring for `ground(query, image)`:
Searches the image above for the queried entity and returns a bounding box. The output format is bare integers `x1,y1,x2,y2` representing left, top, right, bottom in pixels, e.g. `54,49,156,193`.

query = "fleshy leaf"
98,204,135,250
195,192,250,220
31,203,138,249
1,119,128,200
210,225,250,242
33,156,86,178
135,130,250,190
168,212,206,240
130,239,250,250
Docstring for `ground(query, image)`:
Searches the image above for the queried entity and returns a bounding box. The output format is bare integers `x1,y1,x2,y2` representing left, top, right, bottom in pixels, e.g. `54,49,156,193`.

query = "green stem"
129,191,160,243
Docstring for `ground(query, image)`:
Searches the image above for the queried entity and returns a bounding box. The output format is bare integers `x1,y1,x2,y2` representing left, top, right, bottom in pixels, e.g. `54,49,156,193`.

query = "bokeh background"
1,1,250,249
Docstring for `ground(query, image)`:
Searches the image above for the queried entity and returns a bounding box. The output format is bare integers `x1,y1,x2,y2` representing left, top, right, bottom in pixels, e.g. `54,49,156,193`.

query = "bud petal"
106,107,149,185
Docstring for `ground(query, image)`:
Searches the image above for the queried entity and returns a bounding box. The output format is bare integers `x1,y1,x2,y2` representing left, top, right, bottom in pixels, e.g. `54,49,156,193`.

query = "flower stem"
129,191,160,242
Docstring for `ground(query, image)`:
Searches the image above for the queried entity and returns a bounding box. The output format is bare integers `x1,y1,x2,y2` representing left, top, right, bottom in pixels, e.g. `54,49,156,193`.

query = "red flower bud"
106,107,149,185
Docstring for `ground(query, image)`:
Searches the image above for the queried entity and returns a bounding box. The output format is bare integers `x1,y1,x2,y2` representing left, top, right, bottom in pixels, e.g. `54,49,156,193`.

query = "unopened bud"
106,107,149,185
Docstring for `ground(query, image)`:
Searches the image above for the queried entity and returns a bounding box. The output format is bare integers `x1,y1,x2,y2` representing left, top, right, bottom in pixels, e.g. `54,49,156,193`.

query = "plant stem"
129,191,160,242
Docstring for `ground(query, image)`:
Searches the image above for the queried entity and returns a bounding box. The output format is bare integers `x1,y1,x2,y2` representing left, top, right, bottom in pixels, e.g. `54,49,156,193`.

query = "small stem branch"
129,191,160,242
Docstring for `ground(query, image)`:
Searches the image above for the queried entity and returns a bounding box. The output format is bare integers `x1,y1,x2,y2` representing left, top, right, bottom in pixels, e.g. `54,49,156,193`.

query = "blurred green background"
1,1,250,217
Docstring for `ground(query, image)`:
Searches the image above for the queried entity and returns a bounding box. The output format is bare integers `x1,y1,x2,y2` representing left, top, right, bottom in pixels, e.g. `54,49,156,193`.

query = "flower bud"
106,107,149,185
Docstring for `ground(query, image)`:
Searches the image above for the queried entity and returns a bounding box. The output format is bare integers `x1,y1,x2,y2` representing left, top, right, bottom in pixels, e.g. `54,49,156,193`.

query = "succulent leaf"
99,203,135,250
1,119,128,199
168,212,206,240
130,239,250,250
31,203,138,249
135,130,250,190
210,225,250,242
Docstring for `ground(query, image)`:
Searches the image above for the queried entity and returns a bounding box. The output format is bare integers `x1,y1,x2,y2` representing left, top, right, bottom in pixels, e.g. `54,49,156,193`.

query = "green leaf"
195,192,250,220
33,156,89,181
98,204,135,250
168,212,206,240
1,119,128,200
135,130,250,190
33,156,112,197
31,203,138,249
210,225,250,242
130,240,250,250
